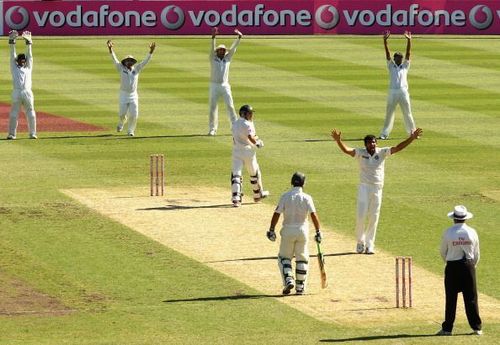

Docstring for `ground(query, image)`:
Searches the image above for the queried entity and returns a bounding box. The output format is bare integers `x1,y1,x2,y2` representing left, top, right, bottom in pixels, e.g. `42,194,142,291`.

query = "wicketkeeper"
107,40,155,137
266,172,322,295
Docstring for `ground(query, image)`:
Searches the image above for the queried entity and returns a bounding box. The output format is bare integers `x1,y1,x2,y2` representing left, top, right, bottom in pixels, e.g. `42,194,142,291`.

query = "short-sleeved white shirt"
440,223,480,266
232,117,255,149
354,147,391,185
275,187,316,228
387,60,410,90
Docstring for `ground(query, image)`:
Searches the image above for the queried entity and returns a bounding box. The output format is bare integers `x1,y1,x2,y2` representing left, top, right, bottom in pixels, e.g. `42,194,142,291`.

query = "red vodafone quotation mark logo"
469,5,493,30
5,6,30,30
161,5,185,30
315,5,339,29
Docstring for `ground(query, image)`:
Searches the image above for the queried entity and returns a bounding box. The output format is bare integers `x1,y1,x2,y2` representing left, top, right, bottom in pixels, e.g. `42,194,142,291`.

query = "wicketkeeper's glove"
22,31,32,45
256,139,264,148
266,229,276,242
314,230,323,244
8,30,18,44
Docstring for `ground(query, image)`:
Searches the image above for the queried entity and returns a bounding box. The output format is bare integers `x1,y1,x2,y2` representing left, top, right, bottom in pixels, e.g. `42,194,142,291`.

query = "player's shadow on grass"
320,333,471,342
114,133,231,140
137,202,259,211
163,293,285,303
205,252,355,263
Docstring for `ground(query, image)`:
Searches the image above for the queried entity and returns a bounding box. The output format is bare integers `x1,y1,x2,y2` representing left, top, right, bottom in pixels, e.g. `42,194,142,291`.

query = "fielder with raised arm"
380,31,417,140
208,27,242,136
231,104,269,207
7,30,37,140
266,172,322,295
331,128,422,254
107,40,155,137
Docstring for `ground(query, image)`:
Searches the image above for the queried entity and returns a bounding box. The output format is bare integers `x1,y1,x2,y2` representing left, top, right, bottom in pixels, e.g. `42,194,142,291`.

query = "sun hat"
447,205,473,220
215,44,227,50
121,55,137,65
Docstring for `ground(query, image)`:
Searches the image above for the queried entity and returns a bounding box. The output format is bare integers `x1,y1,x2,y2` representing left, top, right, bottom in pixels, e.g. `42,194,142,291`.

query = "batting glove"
8,30,18,44
22,31,32,45
256,139,264,148
314,230,322,244
266,229,276,242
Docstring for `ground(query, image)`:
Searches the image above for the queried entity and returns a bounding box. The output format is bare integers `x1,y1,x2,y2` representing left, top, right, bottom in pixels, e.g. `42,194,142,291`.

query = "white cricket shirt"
111,52,152,95
354,147,392,185
232,117,255,149
387,60,410,90
440,223,480,265
275,187,316,228
10,44,33,90
210,38,240,84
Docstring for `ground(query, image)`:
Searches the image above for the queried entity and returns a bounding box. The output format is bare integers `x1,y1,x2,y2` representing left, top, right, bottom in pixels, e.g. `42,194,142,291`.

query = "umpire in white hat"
436,205,482,336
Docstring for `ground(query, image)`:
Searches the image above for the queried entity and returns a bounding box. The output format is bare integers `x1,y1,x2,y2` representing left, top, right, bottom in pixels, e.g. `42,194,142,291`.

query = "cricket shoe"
116,124,123,132
435,330,452,336
365,248,375,255
282,278,294,295
379,135,388,140
295,289,304,295
6,134,16,140
29,134,38,139
472,330,483,336
208,129,216,136
127,132,135,137
232,200,241,208
356,242,365,254
254,190,269,202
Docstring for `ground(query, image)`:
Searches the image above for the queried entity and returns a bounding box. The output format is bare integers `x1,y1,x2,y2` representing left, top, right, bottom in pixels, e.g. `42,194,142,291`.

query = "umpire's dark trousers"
442,258,482,332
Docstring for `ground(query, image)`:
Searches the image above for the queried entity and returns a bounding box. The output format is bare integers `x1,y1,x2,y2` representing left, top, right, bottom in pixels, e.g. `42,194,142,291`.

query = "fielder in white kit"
107,40,155,137
7,30,37,140
380,31,416,140
331,128,422,254
231,105,269,207
208,27,242,136
266,172,322,295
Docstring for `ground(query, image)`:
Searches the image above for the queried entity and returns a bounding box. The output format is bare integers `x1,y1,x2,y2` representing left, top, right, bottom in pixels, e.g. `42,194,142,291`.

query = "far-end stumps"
150,154,164,196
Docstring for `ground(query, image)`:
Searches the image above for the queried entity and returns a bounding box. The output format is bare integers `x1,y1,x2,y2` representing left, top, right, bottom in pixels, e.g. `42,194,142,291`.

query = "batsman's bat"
316,242,328,288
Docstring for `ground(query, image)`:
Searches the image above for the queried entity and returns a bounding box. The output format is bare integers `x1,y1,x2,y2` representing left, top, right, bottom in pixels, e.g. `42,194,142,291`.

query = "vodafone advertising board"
2,0,500,35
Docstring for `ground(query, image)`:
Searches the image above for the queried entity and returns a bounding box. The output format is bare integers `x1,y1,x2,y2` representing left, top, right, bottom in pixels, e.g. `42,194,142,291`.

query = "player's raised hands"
234,29,243,38
106,40,114,51
149,42,156,54
212,26,218,38
404,31,412,40
22,31,32,44
331,128,342,142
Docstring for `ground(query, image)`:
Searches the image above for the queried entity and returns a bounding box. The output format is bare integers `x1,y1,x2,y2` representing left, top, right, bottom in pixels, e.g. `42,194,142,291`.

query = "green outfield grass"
0,35,499,344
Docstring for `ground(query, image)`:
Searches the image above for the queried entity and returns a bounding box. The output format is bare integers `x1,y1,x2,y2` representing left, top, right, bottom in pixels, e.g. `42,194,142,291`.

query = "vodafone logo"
469,5,493,30
160,5,185,30
5,6,30,30
315,5,339,30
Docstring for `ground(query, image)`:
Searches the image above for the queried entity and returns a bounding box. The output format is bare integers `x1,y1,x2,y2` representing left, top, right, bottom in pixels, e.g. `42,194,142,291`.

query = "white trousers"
118,92,139,135
355,183,383,252
9,89,36,137
381,88,416,137
209,82,237,132
231,147,264,201
279,226,309,289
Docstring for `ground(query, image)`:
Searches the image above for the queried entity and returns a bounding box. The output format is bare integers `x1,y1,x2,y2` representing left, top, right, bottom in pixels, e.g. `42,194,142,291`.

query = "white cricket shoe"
127,132,134,137
473,330,483,336
7,134,16,140
116,124,123,132
208,129,216,136
29,134,38,139
254,190,269,202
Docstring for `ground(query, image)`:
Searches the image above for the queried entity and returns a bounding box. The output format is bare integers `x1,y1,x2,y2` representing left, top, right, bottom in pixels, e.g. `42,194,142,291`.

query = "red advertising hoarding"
1,0,499,35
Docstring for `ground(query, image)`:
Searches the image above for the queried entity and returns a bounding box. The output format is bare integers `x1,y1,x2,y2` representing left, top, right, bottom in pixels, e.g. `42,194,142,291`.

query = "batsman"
266,172,323,295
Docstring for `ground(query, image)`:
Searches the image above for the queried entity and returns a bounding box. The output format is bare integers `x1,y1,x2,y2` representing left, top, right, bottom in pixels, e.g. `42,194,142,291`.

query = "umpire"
436,205,482,336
